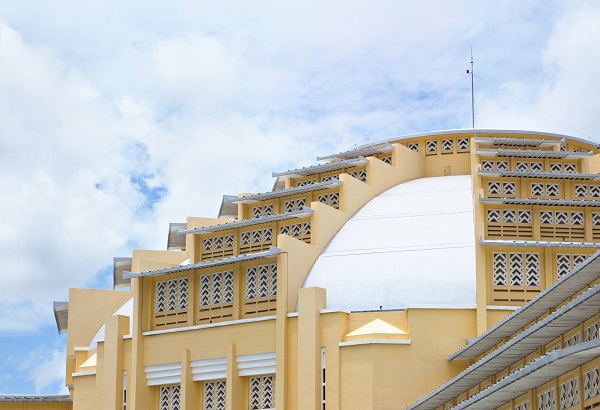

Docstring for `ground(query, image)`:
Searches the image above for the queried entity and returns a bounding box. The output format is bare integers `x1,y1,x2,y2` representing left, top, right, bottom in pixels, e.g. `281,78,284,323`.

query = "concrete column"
129,279,153,410
226,343,242,410
275,252,289,409
100,314,129,410
180,349,198,409
297,287,326,410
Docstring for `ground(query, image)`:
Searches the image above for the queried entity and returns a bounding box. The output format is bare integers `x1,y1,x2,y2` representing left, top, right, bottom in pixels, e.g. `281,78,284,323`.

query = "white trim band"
145,362,182,386
191,357,227,381
236,352,276,376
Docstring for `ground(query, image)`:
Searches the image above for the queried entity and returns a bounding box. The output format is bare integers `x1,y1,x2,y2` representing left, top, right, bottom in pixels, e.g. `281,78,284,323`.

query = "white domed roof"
303,175,476,310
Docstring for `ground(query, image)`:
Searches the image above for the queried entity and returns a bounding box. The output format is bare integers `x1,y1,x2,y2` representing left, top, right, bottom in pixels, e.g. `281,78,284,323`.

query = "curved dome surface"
88,298,133,348
303,175,476,310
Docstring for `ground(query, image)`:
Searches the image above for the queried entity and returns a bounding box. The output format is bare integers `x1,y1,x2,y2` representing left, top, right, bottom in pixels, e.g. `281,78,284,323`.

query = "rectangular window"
203,380,226,410
556,254,589,279
159,385,181,410
318,193,340,208
457,138,469,151
515,401,530,410
583,367,600,401
123,371,127,410
491,249,542,304
516,161,528,172
249,376,275,410
536,387,556,410
156,279,187,313
584,321,599,342
481,160,494,171
441,138,453,153
348,169,367,182
199,271,234,306
321,348,326,410
528,162,542,172
425,140,437,154
246,264,277,300
201,234,234,260
559,377,580,410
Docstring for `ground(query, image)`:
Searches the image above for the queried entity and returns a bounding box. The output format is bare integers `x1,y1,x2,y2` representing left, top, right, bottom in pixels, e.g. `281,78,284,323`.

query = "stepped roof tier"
41,129,600,410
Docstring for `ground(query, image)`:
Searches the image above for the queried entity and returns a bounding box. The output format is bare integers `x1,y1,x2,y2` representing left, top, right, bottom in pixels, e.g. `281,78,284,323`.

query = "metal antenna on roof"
466,49,475,129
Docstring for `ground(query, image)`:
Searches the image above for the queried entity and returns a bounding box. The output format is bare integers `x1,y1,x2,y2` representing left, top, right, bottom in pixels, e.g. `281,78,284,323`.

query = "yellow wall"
57,131,600,410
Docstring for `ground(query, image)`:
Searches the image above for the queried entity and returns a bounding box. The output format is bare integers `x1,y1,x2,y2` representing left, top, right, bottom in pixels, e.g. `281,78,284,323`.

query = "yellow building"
25,129,600,409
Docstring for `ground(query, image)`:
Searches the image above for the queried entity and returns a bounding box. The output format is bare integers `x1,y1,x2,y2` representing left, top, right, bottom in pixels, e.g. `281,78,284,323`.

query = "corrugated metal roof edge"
406,279,600,410
225,180,342,203
0,395,72,402
316,142,394,161
451,338,600,410
123,247,281,279
271,156,368,178
354,129,600,151
448,251,600,361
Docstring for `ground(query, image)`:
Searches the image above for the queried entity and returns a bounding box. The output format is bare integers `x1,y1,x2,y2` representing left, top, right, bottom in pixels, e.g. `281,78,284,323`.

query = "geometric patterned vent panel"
556,254,589,279
156,278,188,313
514,401,530,410
492,252,540,287
559,376,580,410
249,375,275,410
203,381,226,410
160,385,181,410
536,387,556,410
200,271,234,306
584,367,600,402
245,265,277,300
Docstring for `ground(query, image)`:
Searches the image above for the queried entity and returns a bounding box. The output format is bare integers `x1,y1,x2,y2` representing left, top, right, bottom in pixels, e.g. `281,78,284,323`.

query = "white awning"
478,169,600,180
272,156,368,178
123,247,281,279
406,276,600,410
476,148,592,159
226,180,341,204
474,136,563,148
480,196,600,207
452,339,600,410
178,208,313,235
317,143,394,161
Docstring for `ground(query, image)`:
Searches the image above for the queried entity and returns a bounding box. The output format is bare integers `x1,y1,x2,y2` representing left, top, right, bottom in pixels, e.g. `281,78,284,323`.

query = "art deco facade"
6,129,600,410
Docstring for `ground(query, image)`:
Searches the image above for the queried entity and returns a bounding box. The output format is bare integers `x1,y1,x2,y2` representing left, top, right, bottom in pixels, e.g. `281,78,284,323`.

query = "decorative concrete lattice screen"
584,367,600,401
156,279,187,313
199,271,234,306
492,252,540,287
203,380,226,410
160,385,181,410
536,387,556,410
559,376,580,410
249,375,275,410
556,254,589,279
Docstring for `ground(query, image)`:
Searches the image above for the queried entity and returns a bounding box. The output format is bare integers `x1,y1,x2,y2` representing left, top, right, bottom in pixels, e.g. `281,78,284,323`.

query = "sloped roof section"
0,395,72,402
52,301,68,335
167,223,187,250
448,251,600,361
346,319,406,337
113,257,132,290
317,142,394,161
218,196,239,219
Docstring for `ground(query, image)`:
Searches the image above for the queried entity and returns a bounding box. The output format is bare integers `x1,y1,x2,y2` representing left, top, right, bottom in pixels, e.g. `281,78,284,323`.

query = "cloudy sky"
1,0,599,395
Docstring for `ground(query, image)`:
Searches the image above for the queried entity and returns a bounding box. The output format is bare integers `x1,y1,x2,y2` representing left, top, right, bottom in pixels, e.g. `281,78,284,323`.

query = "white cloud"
0,2,599,395
475,2,600,140
16,343,68,394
